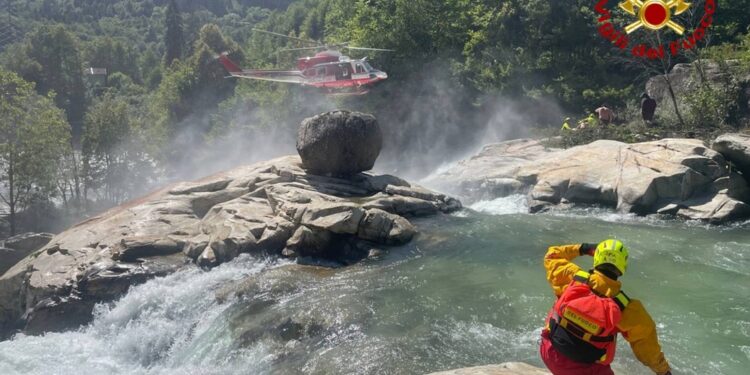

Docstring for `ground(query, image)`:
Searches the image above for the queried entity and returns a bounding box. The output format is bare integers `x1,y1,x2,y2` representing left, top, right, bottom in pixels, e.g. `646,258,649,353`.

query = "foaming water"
0,256,286,375
0,211,748,374
469,195,529,216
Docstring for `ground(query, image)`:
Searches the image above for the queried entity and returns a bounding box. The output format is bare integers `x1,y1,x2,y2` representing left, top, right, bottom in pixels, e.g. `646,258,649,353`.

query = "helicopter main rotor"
251,28,393,55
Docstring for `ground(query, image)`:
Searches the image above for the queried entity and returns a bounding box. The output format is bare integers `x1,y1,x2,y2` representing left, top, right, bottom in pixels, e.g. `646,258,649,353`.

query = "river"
0,196,748,374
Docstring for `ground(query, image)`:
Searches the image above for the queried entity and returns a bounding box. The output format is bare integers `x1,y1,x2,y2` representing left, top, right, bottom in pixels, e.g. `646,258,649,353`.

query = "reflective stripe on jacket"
543,244,671,374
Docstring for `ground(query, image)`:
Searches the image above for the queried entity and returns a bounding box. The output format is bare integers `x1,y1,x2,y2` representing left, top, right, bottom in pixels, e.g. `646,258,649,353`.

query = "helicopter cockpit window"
363,61,375,72
356,63,366,74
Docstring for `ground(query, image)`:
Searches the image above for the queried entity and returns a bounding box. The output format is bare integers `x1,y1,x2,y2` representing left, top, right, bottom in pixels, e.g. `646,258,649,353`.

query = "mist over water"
162,58,562,183
1,198,747,375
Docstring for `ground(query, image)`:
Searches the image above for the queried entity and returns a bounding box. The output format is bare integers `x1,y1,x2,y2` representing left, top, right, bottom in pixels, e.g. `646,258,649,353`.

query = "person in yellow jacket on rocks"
561,117,573,132
539,239,672,375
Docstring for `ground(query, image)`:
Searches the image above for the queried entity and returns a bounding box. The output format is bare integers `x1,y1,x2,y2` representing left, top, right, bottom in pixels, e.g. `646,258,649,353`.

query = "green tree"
82,37,140,82
6,25,86,136
82,94,155,204
165,0,185,66
151,23,241,161
0,69,71,235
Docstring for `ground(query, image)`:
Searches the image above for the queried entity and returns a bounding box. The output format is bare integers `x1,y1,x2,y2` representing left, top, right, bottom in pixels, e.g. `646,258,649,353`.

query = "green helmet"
594,239,629,276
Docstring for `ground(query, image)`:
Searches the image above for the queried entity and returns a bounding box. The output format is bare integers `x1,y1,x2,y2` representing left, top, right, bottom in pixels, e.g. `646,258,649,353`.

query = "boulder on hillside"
425,363,550,375
712,133,750,176
646,61,741,101
429,138,750,223
297,110,383,176
0,155,461,337
645,60,750,122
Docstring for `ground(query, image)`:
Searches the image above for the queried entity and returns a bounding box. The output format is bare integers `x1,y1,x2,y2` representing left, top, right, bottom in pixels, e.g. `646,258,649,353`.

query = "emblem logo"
594,0,716,59
619,0,691,35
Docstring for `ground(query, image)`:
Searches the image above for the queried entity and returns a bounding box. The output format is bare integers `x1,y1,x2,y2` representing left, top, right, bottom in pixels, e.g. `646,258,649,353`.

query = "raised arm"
543,244,594,297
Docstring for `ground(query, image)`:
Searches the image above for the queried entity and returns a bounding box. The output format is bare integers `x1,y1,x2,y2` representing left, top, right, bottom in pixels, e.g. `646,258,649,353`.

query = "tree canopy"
0,0,748,236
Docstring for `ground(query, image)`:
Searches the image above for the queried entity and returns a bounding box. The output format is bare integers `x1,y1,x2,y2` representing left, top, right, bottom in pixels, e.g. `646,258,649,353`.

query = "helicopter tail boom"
217,53,242,73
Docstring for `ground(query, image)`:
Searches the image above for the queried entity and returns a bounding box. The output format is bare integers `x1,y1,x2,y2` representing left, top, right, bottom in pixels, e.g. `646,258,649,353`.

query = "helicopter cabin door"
335,63,353,81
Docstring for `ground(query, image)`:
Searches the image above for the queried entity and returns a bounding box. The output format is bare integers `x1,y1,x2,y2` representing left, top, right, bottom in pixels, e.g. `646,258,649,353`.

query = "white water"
0,256,286,375
469,196,529,216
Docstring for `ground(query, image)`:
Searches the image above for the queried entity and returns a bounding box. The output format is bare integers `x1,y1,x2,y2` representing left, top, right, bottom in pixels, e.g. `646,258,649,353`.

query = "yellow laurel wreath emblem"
619,0,691,35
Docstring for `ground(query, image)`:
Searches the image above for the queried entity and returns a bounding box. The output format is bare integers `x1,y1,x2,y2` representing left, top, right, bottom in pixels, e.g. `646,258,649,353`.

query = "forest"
1,0,750,237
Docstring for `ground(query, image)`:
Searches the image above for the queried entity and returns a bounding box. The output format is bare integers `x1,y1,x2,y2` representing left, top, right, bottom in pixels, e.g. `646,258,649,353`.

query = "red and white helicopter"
218,29,391,95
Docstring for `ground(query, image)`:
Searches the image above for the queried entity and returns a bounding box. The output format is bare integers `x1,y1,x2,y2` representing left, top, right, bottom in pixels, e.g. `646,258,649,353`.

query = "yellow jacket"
544,244,671,375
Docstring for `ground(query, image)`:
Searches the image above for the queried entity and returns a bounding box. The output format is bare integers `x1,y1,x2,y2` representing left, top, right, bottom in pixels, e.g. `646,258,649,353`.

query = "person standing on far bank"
539,240,672,375
641,93,657,125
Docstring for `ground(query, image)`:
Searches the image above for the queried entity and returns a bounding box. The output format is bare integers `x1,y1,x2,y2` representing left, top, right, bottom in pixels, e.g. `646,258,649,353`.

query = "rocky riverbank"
3,106,749,340
0,111,461,337
427,134,750,223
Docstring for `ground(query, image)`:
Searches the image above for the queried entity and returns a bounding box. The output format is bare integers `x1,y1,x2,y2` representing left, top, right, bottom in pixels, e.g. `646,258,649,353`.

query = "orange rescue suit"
543,244,671,374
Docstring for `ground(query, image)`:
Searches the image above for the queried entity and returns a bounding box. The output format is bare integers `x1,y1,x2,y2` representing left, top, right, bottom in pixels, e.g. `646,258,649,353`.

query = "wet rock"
367,248,386,259
281,247,298,258
22,294,95,336
358,209,416,245
296,110,382,176
197,247,218,268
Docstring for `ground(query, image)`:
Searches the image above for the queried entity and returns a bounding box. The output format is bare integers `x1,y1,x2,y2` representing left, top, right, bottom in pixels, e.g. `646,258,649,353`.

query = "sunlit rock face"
429,137,750,223
713,133,750,177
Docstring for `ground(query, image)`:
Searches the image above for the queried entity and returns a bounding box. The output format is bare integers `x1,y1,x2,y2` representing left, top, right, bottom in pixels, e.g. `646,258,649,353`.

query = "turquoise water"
0,197,748,374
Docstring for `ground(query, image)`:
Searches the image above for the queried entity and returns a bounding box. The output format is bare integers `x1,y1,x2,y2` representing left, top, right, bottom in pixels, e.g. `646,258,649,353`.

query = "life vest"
546,270,630,365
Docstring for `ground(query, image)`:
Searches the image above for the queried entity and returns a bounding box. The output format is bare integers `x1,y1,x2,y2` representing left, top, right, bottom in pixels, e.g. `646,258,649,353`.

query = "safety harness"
547,270,631,364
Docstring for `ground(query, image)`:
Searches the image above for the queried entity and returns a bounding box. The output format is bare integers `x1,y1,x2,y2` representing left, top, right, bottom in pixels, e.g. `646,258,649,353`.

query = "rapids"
0,196,748,374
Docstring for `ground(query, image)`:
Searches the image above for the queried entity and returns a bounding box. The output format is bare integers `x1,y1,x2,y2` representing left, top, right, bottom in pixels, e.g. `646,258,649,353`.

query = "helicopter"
217,29,392,95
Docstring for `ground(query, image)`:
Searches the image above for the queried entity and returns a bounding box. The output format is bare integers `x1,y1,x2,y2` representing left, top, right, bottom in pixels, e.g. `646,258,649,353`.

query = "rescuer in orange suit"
539,240,672,375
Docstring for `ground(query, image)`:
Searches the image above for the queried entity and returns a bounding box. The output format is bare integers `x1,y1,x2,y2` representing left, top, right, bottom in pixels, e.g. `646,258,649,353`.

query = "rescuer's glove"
580,243,597,256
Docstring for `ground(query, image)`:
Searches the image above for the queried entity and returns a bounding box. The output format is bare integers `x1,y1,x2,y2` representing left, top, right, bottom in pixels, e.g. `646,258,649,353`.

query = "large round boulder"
296,110,382,176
